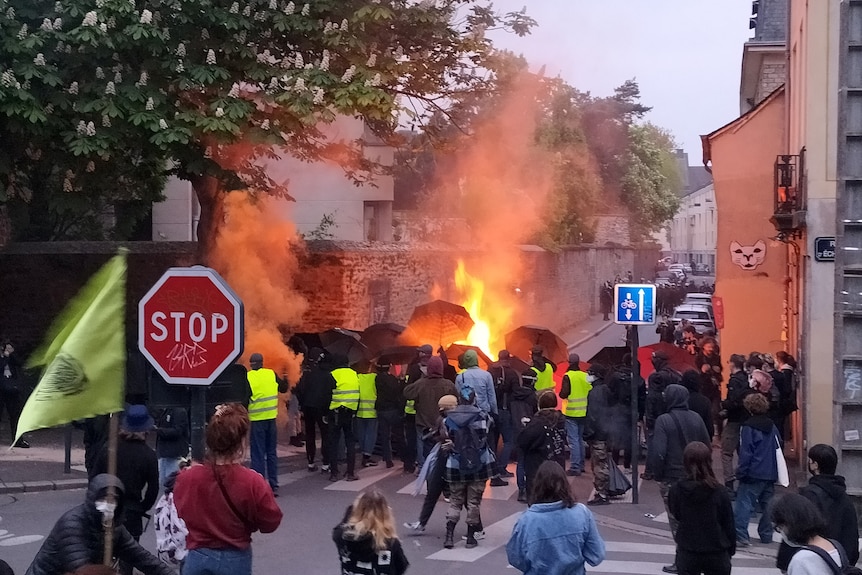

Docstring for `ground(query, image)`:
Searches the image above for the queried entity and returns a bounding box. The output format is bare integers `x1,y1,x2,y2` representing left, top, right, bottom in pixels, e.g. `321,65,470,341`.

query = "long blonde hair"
346,489,398,551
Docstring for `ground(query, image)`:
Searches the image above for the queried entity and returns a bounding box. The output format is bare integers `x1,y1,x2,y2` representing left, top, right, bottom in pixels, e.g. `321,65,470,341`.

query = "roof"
700,84,785,167
685,166,713,196
752,0,787,44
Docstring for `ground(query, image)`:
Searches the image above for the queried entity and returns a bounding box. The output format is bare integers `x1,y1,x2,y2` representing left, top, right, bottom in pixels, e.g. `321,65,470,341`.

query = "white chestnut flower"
105,81,115,95
340,19,348,32
261,119,270,130
102,114,111,127
366,54,376,67
41,19,53,31
301,3,309,16
228,85,240,98
53,18,62,30
114,71,122,83
140,9,152,24
86,161,95,172
320,50,330,71
201,29,209,39
17,24,28,39
159,119,168,130
175,61,184,73
145,97,154,110
176,43,186,57
33,53,46,67
136,71,148,87
100,23,107,32
242,5,251,17
269,0,277,9
96,67,105,79
68,81,79,95
313,87,324,104
294,53,303,68
63,177,73,192
82,11,97,26
229,2,239,14
206,49,216,65
341,65,356,83
293,77,305,92
285,1,295,15
215,107,225,117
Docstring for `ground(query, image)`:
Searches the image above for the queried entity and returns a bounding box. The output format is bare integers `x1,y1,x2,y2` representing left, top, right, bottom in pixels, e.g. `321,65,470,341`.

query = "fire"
453,260,507,359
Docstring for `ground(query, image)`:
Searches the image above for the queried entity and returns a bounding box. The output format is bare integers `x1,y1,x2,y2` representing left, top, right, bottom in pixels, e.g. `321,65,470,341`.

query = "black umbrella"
360,323,406,356
504,325,569,365
587,346,629,368
376,345,420,366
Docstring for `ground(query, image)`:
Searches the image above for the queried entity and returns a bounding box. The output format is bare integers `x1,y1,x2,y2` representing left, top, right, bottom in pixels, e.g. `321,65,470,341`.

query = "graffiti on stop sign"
139,267,244,386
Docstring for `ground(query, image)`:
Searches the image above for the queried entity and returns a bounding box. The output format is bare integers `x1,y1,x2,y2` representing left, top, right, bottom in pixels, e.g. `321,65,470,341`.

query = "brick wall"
0,241,658,355
756,61,786,105
592,215,632,246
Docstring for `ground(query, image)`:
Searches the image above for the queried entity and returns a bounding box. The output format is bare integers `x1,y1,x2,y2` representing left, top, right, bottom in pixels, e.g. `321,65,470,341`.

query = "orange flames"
453,260,516,361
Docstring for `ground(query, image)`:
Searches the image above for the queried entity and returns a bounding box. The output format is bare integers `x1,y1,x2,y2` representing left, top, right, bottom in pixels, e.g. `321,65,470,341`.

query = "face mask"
778,530,799,547
95,498,117,520
586,374,597,383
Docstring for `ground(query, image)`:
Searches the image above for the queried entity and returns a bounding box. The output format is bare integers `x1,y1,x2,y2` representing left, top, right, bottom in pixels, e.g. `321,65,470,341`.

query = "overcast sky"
487,0,755,164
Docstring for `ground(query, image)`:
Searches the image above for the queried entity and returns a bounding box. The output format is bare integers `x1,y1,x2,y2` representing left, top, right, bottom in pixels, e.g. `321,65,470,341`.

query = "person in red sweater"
174,403,283,575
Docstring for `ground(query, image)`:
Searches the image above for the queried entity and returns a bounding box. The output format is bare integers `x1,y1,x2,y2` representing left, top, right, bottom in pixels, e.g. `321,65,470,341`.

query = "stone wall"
592,215,632,246
756,61,787,105
0,241,658,356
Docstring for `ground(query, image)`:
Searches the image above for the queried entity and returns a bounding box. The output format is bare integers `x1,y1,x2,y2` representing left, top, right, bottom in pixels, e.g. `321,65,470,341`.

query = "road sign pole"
190,387,207,462
630,325,640,505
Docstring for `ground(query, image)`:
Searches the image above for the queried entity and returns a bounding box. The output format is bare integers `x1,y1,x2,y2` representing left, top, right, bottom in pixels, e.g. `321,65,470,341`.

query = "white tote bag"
775,436,790,487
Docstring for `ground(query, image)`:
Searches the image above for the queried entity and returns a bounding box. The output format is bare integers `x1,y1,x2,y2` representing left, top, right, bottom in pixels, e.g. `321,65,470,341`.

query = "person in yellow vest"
559,352,591,477
328,354,360,482
523,346,556,392
247,353,288,496
355,369,379,468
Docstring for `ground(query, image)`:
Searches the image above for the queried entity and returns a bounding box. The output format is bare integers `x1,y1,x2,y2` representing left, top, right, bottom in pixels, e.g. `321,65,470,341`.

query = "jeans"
403,414,417,471
564,417,586,471
377,409,404,465
354,417,378,456
302,407,329,466
328,407,356,476
250,419,278,490
184,547,252,575
734,479,774,543
492,410,515,475
659,480,680,538
158,457,182,489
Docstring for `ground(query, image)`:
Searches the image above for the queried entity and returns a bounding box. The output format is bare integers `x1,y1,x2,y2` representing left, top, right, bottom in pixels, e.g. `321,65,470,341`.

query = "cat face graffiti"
730,240,766,270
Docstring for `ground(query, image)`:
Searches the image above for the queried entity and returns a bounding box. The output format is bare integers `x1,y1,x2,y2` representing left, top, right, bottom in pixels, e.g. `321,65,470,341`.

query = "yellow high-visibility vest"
248,368,279,421
532,363,555,391
563,370,591,418
329,367,360,411
404,373,416,415
356,373,377,419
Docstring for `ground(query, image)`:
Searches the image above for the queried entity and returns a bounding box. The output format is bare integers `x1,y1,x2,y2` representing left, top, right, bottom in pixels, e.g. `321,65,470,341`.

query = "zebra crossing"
277,458,778,573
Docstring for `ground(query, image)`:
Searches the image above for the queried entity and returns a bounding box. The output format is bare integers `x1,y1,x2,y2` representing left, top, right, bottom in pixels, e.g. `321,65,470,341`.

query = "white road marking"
427,511,522,562
588,561,768,574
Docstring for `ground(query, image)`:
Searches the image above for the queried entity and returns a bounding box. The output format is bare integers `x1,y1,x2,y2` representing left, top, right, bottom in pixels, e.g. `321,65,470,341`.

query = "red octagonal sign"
139,267,244,386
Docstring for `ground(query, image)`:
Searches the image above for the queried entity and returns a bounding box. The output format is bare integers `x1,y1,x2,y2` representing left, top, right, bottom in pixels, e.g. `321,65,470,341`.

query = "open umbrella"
505,325,569,365
587,346,630,368
405,300,474,347
376,345,420,366
326,337,369,366
360,323,406,356
445,344,493,370
489,355,531,375
637,342,697,381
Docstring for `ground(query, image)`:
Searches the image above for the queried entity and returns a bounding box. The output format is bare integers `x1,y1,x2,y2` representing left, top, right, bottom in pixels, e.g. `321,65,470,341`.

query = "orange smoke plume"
209,192,307,385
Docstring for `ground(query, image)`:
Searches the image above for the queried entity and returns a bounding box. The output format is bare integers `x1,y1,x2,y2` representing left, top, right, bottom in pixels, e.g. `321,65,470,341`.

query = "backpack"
509,394,536,438
449,419,484,475
803,539,862,575
543,420,566,461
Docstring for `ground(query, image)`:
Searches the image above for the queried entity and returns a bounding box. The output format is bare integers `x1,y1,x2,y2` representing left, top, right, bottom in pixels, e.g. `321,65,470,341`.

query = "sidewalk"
0,426,309,494
561,313,617,350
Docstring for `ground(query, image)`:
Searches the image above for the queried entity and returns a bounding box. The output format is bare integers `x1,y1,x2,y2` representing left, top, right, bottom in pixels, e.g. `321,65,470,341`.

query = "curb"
0,477,88,494
567,319,617,351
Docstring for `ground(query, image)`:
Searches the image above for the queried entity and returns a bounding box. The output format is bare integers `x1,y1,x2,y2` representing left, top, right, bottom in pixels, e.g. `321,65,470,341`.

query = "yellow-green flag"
16,250,128,445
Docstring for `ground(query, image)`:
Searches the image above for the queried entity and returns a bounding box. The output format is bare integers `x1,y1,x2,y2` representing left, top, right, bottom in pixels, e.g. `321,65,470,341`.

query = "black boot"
444,522,455,549
465,525,478,549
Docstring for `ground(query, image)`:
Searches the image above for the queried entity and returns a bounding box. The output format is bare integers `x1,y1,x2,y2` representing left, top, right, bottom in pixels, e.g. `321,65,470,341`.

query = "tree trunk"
190,175,224,265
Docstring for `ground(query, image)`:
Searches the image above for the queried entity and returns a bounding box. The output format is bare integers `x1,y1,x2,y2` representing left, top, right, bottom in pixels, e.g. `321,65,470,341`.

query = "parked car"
671,304,716,334
681,263,693,275
683,293,714,318
694,263,710,275
656,270,684,285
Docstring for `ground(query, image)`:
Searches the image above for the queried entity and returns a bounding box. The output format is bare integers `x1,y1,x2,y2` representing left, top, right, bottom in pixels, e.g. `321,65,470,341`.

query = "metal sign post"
614,283,657,505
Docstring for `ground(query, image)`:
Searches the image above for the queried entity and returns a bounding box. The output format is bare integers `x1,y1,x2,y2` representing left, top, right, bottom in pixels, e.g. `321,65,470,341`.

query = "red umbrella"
637,342,697,382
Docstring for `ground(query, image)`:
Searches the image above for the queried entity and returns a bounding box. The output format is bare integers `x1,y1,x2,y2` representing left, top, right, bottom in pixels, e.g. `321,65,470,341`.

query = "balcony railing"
770,151,806,238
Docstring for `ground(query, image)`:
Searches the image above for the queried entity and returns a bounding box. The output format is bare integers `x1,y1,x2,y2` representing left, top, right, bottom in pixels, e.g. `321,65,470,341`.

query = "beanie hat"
427,355,444,377
463,349,479,368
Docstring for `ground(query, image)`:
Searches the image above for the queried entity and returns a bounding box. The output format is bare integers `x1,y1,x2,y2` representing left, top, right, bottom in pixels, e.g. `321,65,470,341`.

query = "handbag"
775,434,790,487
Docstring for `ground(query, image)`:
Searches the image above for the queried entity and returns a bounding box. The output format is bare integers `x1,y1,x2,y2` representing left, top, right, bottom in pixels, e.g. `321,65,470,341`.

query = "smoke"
424,70,559,354
209,192,307,385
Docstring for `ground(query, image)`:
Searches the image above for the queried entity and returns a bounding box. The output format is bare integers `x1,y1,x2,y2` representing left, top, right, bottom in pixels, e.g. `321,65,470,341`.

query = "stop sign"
139,267,244,385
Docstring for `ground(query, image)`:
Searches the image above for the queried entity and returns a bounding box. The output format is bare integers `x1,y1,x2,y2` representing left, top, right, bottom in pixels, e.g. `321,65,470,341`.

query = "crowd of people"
13,334,862,575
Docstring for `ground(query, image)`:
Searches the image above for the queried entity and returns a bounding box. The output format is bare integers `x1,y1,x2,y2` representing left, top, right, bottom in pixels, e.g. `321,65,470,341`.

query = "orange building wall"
708,91,787,359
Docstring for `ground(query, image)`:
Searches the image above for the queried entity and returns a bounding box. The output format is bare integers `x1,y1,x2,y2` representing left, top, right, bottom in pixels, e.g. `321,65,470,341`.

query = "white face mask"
95,498,117,520
586,374,597,383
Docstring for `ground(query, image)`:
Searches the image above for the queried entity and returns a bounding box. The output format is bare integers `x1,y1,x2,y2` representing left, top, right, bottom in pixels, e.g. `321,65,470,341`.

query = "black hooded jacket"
646,363,682,430
668,479,735,556
295,363,335,411
333,506,409,575
776,473,860,570
680,371,713,436
652,385,712,482
26,474,173,575
721,370,755,424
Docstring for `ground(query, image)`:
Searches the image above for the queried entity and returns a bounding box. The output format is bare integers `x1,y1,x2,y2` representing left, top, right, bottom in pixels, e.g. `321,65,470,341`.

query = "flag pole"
103,411,119,565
